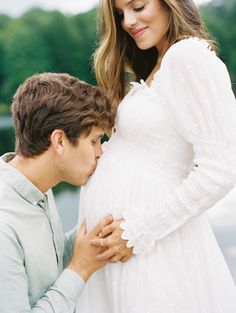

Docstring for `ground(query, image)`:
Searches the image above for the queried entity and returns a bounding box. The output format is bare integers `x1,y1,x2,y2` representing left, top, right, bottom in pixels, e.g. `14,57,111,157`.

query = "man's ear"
50,129,66,154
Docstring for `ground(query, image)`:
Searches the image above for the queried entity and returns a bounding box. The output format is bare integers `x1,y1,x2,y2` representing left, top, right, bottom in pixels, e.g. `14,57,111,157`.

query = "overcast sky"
0,0,211,17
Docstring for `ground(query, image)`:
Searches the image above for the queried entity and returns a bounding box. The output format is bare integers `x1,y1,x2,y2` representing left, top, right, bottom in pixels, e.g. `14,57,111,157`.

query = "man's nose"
95,143,103,159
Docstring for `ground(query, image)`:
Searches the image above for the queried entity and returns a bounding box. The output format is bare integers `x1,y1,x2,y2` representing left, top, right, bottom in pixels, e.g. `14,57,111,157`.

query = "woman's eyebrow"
115,0,136,10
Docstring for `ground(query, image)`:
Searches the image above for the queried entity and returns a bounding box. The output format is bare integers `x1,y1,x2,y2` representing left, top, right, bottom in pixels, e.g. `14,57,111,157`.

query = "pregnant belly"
79,149,181,230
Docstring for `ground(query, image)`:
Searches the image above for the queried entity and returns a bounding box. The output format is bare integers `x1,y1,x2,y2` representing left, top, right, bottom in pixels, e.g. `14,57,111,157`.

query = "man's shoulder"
0,179,27,228
0,178,19,208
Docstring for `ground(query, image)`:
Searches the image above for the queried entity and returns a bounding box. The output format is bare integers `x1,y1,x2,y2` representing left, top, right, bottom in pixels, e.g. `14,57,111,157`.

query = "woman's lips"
132,27,147,38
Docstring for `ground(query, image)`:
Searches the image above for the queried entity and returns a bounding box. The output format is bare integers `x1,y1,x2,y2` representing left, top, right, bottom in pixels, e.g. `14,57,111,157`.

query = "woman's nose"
122,11,137,29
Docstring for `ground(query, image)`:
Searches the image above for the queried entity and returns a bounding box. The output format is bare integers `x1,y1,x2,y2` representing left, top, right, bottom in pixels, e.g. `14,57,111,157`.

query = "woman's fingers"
97,245,133,263
90,220,134,262
120,253,133,263
91,235,125,250
109,255,122,263
96,248,117,261
99,224,115,237
90,238,109,248
108,250,133,263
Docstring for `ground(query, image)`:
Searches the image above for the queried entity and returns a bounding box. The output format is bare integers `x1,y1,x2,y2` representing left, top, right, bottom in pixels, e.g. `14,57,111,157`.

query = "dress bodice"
107,79,194,179
106,38,236,182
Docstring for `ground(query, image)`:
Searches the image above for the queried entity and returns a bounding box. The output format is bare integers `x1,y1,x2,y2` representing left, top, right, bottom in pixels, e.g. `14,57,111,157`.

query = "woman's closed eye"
115,5,145,18
133,5,145,12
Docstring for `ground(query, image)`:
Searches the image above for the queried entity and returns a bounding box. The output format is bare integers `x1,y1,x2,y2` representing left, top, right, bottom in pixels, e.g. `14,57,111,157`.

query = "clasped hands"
90,216,134,263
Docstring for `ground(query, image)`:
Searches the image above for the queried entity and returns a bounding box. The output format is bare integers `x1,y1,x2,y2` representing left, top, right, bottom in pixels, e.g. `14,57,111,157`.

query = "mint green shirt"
0,153,84,312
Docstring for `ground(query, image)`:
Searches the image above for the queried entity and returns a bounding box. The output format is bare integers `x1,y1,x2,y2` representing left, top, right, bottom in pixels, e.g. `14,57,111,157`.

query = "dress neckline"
130,37,211,90
130,69,160,89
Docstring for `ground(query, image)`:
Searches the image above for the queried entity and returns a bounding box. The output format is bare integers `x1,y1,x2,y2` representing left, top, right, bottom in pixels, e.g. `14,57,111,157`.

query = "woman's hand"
90,219,133,263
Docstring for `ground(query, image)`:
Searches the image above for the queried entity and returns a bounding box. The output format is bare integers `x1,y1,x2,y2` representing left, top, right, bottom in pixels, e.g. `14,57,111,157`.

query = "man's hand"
68,215,113,282
90,219,134,263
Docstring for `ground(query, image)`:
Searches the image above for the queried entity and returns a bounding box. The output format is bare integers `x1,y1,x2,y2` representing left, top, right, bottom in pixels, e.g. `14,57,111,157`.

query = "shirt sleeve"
0,223,84,313
120,39,236,255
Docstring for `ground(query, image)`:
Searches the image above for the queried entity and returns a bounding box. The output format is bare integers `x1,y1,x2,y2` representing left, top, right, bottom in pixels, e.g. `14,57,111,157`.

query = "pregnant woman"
76,0,236,312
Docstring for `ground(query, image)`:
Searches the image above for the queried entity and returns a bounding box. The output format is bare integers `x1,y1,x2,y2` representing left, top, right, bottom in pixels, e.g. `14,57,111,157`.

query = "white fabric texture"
76,38,236,313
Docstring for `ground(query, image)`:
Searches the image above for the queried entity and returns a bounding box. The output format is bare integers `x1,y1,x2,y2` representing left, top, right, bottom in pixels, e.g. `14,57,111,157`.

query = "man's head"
11,73,115,186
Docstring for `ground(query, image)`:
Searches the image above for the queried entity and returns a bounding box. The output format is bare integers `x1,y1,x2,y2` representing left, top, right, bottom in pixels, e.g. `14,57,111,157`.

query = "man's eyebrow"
94,134,104,139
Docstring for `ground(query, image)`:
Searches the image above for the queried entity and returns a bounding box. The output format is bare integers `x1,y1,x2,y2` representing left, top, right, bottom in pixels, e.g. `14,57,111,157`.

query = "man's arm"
0,216,113,313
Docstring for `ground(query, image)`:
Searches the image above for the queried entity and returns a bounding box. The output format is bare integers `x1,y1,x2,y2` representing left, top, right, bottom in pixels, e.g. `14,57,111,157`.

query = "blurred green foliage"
0,8,97,106
0,7,98,157
200,0,236,94
0,128,15,155
0,1,236,157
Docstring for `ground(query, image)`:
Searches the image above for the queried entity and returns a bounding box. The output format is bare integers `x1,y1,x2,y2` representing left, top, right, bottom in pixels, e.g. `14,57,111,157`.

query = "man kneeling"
0,73,116,312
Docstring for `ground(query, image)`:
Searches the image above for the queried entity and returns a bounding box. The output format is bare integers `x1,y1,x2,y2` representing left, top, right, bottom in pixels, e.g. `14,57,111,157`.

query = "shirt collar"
0,152,46,206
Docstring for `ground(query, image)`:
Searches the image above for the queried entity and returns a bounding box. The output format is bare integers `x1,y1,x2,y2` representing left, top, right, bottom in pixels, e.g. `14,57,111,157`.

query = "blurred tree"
0,14,11,30
38,11,82,75
17,9,96,83
1,18,52,103
0,2,235,106
200,0,236,93
0,128,15,155
0,39,5,101
0,14,12,104
72,9,97,84
1,2,236,155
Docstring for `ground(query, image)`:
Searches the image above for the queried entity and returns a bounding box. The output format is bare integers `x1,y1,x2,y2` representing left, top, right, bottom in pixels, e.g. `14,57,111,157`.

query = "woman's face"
114,0,170,54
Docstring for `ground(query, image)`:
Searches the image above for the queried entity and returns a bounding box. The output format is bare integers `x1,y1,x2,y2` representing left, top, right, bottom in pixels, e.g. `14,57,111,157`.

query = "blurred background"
0,0,236,281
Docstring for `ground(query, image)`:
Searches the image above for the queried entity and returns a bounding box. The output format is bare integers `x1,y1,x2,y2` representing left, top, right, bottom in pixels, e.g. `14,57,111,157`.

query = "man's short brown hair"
12,73,115,157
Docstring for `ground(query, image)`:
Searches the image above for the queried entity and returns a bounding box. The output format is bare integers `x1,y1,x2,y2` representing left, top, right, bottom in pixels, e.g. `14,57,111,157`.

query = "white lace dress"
76,38,236,313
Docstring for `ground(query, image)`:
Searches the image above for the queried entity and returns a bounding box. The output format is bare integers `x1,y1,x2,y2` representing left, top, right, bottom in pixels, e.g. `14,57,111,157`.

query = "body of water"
0,116,13,130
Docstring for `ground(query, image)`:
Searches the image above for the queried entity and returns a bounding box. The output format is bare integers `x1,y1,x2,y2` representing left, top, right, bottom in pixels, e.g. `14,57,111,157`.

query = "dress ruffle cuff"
120,206,155,255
